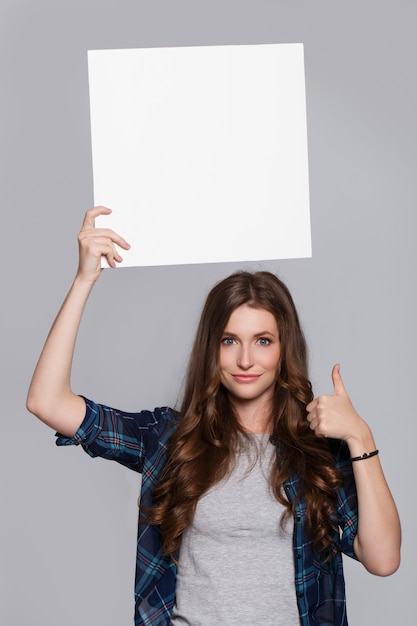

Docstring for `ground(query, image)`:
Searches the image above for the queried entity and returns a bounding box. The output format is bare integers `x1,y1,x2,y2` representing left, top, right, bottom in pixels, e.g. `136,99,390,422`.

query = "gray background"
1,1,415,624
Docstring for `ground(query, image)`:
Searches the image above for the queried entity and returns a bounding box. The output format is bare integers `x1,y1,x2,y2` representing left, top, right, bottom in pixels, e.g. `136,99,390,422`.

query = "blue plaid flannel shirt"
56,397,359,625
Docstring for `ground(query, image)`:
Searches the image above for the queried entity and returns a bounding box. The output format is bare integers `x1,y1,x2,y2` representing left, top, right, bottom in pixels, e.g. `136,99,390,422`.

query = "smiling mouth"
232,374,261,383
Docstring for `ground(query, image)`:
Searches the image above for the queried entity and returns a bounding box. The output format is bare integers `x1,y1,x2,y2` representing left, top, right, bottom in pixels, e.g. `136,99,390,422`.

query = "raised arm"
26,206,130,437
306,364,401,577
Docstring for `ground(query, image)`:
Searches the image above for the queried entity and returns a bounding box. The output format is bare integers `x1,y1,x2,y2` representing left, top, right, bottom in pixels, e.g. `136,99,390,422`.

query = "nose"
237,344,253,370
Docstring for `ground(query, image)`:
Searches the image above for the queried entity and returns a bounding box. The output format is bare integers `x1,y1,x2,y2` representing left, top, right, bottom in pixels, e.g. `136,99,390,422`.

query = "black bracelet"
350,449,379,462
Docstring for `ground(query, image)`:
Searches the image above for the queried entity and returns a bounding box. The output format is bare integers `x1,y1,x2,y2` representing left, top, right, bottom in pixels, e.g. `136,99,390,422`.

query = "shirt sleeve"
55,396,177,473
330,438,359,560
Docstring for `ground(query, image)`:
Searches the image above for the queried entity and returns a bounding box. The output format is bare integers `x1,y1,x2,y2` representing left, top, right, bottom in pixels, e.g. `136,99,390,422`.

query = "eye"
257,337,272,346
221,337,236,345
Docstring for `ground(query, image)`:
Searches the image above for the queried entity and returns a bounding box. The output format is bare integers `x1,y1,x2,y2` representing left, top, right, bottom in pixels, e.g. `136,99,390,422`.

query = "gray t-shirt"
170,434,299,625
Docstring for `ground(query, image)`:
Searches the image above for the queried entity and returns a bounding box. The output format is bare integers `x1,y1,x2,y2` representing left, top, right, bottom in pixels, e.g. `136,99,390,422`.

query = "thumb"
332,363,347,396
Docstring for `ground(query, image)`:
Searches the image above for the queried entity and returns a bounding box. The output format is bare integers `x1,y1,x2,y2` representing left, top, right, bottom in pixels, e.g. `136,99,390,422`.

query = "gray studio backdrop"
1,1,415,624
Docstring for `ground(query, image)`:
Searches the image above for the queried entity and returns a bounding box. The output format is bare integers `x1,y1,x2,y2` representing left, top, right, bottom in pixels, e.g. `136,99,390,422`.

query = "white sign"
88,43,311,267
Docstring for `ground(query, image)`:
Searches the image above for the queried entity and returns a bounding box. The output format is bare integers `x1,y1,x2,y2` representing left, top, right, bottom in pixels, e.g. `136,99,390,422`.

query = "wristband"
350,449,379,462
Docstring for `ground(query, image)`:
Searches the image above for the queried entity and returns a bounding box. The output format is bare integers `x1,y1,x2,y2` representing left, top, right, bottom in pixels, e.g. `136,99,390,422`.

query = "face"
219,304,281,410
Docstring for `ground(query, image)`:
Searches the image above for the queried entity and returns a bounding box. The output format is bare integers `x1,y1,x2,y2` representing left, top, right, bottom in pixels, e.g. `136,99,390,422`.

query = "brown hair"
143,271,343,559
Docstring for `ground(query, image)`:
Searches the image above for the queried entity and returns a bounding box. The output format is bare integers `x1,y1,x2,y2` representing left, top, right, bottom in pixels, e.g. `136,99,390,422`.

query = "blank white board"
88,43,312,267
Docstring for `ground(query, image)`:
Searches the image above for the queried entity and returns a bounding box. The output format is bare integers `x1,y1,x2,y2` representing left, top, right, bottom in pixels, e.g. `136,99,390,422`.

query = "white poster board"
88,43,311,267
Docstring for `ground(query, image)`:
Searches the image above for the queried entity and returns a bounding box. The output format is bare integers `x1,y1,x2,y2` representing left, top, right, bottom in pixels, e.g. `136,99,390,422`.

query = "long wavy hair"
143,271,343,560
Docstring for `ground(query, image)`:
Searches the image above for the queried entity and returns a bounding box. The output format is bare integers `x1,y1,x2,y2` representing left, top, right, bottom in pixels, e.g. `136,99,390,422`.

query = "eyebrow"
221,330,277,338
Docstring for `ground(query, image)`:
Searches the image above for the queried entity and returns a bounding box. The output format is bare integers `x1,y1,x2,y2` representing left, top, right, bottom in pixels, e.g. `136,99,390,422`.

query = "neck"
232,399,273,434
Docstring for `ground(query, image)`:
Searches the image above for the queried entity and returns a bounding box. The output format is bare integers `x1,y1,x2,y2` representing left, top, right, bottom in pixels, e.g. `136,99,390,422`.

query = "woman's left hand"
306,364,367,442
308,364,401,576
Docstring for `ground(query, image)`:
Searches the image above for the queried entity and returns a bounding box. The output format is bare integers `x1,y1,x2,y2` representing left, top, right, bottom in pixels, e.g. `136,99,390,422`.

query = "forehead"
224,304,278,333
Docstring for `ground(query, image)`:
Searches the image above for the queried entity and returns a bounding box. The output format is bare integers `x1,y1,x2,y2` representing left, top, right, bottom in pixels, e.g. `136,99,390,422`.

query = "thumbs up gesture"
306,364,365,442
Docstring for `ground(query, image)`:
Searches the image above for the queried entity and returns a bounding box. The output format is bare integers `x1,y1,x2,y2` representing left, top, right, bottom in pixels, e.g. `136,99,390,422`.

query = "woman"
27,206,401,626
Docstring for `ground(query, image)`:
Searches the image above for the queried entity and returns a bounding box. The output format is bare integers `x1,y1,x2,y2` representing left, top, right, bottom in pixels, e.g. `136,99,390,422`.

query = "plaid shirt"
56,397,359,625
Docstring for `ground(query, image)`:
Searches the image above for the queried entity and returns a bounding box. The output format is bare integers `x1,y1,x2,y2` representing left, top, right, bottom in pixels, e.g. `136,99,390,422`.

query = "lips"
231,374,261,383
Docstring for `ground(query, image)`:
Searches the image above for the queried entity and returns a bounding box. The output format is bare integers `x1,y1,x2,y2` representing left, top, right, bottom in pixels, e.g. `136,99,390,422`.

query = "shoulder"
146,406,180,437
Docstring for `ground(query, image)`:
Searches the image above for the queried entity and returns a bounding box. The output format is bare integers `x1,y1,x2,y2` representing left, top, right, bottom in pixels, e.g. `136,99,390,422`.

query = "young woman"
27,206,401,626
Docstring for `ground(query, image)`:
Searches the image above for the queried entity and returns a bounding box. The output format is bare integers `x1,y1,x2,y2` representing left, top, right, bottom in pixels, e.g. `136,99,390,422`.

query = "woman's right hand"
27,206,131,435
77,206,131,284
